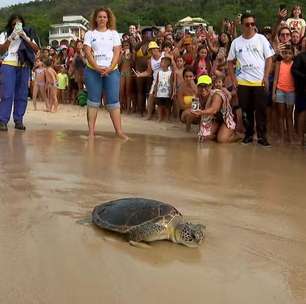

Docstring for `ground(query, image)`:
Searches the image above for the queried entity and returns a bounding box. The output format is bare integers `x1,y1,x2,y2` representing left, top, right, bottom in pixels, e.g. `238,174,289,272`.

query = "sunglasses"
280,33,290,36
244,22,256,27
198,84,210,89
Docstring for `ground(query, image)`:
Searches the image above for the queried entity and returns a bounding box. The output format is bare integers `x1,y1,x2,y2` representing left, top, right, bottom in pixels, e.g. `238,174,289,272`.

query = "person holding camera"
191,75,237,143
0,14,38,131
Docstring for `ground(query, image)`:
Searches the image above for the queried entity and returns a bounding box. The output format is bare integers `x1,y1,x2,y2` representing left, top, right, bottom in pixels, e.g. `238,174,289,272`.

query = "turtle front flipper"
127,221,168,243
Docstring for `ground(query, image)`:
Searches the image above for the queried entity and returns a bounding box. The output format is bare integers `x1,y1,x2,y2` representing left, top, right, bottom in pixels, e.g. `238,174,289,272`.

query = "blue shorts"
84,67,120,110
275,89,295,106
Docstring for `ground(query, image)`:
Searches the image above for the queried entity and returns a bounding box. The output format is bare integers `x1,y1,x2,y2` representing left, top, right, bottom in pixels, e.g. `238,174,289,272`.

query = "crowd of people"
0,5,306,146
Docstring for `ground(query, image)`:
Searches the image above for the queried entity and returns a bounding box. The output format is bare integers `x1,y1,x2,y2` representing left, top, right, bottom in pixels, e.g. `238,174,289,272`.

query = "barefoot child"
172,56,185,119
45,59,58,113
272,45,297,143
57,65,69,104
32,58,48,111
119,41,134,113
153,57,174,121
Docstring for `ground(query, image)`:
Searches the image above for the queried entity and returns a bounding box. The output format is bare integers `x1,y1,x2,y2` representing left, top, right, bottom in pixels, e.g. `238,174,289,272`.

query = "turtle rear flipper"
129,241,151,249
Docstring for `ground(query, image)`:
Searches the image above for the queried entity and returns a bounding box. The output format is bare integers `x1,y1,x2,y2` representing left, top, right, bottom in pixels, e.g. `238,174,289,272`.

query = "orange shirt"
277,61,295,93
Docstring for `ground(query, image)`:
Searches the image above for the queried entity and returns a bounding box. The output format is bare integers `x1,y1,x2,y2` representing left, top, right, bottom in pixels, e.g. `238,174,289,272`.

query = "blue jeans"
84,67,120,110
0,64,30,124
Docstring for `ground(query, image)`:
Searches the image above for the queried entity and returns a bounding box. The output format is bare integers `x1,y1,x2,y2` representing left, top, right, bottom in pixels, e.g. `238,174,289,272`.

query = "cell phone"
14,22,23,33
279,4,286,10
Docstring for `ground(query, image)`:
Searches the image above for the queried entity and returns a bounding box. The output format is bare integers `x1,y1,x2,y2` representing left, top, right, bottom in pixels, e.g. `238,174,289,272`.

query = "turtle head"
174,222,206,247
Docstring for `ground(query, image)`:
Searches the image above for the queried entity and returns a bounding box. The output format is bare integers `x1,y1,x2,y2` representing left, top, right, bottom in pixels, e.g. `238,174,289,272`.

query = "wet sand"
1,105,306,304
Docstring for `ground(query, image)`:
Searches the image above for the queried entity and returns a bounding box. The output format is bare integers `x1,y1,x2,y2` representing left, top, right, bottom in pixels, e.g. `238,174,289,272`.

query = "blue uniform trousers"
0,64,30,124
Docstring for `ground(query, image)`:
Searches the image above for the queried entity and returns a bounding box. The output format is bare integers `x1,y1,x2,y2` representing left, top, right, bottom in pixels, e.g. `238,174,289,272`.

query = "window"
60,28,70,34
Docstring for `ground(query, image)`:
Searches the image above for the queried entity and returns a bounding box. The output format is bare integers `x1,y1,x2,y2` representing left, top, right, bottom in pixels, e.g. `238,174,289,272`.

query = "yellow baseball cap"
148,41,159,50
197,75,212,86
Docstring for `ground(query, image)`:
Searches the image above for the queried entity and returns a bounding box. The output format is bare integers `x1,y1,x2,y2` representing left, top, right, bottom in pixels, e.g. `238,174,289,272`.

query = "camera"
14,22,23,33
191,98,200,111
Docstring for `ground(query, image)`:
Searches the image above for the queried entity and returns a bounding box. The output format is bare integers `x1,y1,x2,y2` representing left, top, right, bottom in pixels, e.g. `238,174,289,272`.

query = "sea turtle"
92,198,206,247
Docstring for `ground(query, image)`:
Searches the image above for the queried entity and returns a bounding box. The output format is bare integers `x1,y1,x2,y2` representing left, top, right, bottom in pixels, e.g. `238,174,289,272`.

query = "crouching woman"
192,75,238,143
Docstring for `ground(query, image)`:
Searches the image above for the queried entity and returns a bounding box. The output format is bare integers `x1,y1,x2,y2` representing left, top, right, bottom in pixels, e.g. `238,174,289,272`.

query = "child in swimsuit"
172,56,185,119
119,41,135,113
32,58,48,111
44,59,58,113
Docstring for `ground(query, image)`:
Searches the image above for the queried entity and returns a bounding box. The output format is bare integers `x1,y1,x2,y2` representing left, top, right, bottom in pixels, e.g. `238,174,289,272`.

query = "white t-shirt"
286,18,306,35
83,29,121,67
150,53,165,81
0,32,22,65
156,70,172,98
227,33,275,86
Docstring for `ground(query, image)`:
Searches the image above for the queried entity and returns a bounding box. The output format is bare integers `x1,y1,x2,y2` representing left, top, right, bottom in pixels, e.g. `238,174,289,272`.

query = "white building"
49,15,89,47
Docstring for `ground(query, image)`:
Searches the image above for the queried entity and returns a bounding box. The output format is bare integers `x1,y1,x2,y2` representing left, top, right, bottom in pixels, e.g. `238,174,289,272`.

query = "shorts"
295,94,306,113
155,97,172,108
275,89,295,106
84,67,120,110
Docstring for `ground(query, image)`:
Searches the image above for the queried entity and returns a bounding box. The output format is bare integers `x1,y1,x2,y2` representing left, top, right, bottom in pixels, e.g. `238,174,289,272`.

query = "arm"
83,45,101,72
102,45,121,76
272,62,280,101
195,94,222,116
0,40,11,54
291,55,306,80
300,25,305,39
206,38,219,54
153,72,159,97
227,60,238,88
0,30,20,53
19,32,39,53
272,9,288,41
136,59,152,77
170,71,175,98
177,88,185,110
262,56,273,90
65,74,69,88
231,21,238,39
110,45,121,70
203,94,222,115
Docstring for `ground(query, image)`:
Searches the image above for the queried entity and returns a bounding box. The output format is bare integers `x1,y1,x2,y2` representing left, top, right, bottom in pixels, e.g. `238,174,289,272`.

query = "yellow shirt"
57,73,69,90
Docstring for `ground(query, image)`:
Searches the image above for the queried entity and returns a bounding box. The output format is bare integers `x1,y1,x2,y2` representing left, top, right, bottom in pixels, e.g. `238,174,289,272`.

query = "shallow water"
0,130,306,304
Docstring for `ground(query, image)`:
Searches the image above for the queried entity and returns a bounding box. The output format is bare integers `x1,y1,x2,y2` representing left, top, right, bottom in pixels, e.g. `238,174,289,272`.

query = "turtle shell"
92,198,182,233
